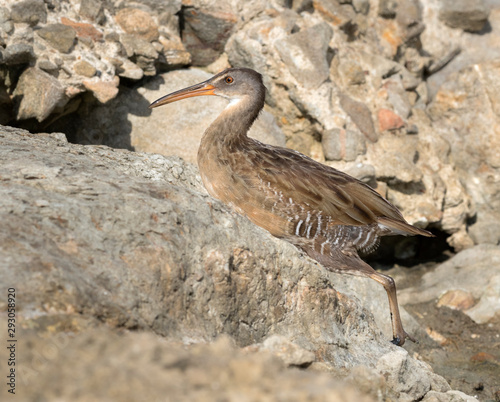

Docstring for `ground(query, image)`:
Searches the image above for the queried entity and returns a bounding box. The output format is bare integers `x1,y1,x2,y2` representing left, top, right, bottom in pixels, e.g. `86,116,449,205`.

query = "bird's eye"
225,76,234,84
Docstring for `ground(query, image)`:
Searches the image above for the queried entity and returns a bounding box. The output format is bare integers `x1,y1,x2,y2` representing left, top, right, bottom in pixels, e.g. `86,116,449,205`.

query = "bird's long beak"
149,81,216,108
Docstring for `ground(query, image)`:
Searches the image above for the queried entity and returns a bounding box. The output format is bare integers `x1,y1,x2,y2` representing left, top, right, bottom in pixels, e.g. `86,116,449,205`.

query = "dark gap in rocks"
365,228,453,269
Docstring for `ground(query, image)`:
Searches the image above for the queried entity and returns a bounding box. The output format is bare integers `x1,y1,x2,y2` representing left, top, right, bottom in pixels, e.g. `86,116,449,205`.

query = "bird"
149,67,433,346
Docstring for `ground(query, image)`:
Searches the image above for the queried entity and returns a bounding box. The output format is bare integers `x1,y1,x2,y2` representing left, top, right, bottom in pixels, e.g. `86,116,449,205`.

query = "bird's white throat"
225,98,242,109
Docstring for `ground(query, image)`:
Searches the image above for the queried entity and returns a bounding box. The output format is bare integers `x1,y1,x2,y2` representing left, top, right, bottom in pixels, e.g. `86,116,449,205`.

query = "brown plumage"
150,67,433,346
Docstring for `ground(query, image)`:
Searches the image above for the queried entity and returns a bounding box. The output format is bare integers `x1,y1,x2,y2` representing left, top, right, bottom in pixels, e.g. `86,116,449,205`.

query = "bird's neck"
200,95,264,153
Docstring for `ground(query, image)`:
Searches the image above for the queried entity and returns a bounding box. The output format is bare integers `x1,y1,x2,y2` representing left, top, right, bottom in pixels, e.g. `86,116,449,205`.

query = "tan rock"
115,8,159,42
437,289,476,311
83,77,119,103
73,60,96,77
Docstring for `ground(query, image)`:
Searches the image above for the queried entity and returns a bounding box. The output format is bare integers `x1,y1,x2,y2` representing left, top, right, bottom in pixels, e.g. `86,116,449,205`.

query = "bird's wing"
234,141,432,238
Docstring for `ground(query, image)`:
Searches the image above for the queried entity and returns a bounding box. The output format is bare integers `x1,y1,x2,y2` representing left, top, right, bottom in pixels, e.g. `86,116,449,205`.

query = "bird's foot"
391,331,418,347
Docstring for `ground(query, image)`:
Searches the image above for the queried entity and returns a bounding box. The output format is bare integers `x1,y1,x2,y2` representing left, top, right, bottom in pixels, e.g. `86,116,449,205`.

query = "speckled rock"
13,67,66,122
36,23,76,53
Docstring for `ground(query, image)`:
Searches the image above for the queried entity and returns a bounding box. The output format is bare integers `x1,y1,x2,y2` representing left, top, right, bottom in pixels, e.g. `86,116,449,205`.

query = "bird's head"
149,68,265,109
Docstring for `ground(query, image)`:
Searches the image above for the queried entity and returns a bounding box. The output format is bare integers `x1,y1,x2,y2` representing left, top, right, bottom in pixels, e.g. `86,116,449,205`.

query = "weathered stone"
312,0,355,28
439,0,489,32
83,78,119,103
37,58,59,73
0,326,376,402
399,244,500,325
73,60,97,77
10,0,47,25
383,76,412,118
158,36,191,67
120,34,158,59
1,43,35,65
437,290,476,311
13,67,66,122
182,7,237,66
339,94,378,142
378,108,405,131
117,58,144,80
421,390,478,402
61,17,103,41
0,126,472,401
322,128,366,161
338,58,366,85
378,0,397,18
79,0,105,24
275,23,333,89
115,8,159,42
352,0,370,14
376,349,431,401
366,132,422,184
260,335,316,367
36,24,77,53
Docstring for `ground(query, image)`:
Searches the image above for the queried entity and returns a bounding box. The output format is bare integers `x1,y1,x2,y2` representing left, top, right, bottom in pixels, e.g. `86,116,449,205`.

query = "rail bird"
150,68,433,346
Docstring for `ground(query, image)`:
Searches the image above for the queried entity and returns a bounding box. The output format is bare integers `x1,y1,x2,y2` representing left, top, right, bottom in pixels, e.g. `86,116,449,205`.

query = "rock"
378,108,405,131
338,58,366,86
260,335,316,366
83,77,119,103
36,23,77,53
421,390,479,402
115,8,159,42
366,132,422,184
1,43,35,65
378,0,398,18
438,0,489,32
13,67,66,122
182,7,237,66
399,244,500,325
275,23,333,89
157,37,192,67
437,289,476,311
0,326,376,402
0,124,478,401
353,0,370,15
383,76,412,118
116,59,144,80
10,0,47,25
312,0,355,29
73,60,97,77
60,17,104,42
376,349,431,401
468,214,500,245
120,34,158,75
79,0,105,24
339,94,378,142
322,128,366,161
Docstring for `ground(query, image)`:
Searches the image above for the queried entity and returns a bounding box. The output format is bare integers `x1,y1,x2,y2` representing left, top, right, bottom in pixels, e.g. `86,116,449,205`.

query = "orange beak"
149,81,216,108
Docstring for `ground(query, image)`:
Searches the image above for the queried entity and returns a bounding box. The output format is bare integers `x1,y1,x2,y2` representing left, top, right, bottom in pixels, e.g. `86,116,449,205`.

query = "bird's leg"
367,271,416,346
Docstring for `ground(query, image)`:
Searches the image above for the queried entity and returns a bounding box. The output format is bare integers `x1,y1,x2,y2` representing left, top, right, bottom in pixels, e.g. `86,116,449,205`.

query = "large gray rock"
0,125,468,401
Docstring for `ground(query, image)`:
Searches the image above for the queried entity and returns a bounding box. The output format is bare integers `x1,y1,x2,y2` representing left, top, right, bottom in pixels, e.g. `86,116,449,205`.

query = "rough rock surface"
0,125,475,401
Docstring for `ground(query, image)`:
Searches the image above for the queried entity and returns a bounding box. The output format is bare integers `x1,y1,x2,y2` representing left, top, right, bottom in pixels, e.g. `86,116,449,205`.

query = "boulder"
0,124,468,401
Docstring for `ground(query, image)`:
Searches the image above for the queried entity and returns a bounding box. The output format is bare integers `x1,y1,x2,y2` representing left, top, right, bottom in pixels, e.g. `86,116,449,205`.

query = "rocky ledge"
0,125,488,401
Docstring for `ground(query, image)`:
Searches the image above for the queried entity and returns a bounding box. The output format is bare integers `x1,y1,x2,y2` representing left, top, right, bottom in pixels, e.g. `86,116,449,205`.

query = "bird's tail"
377,217,434,237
